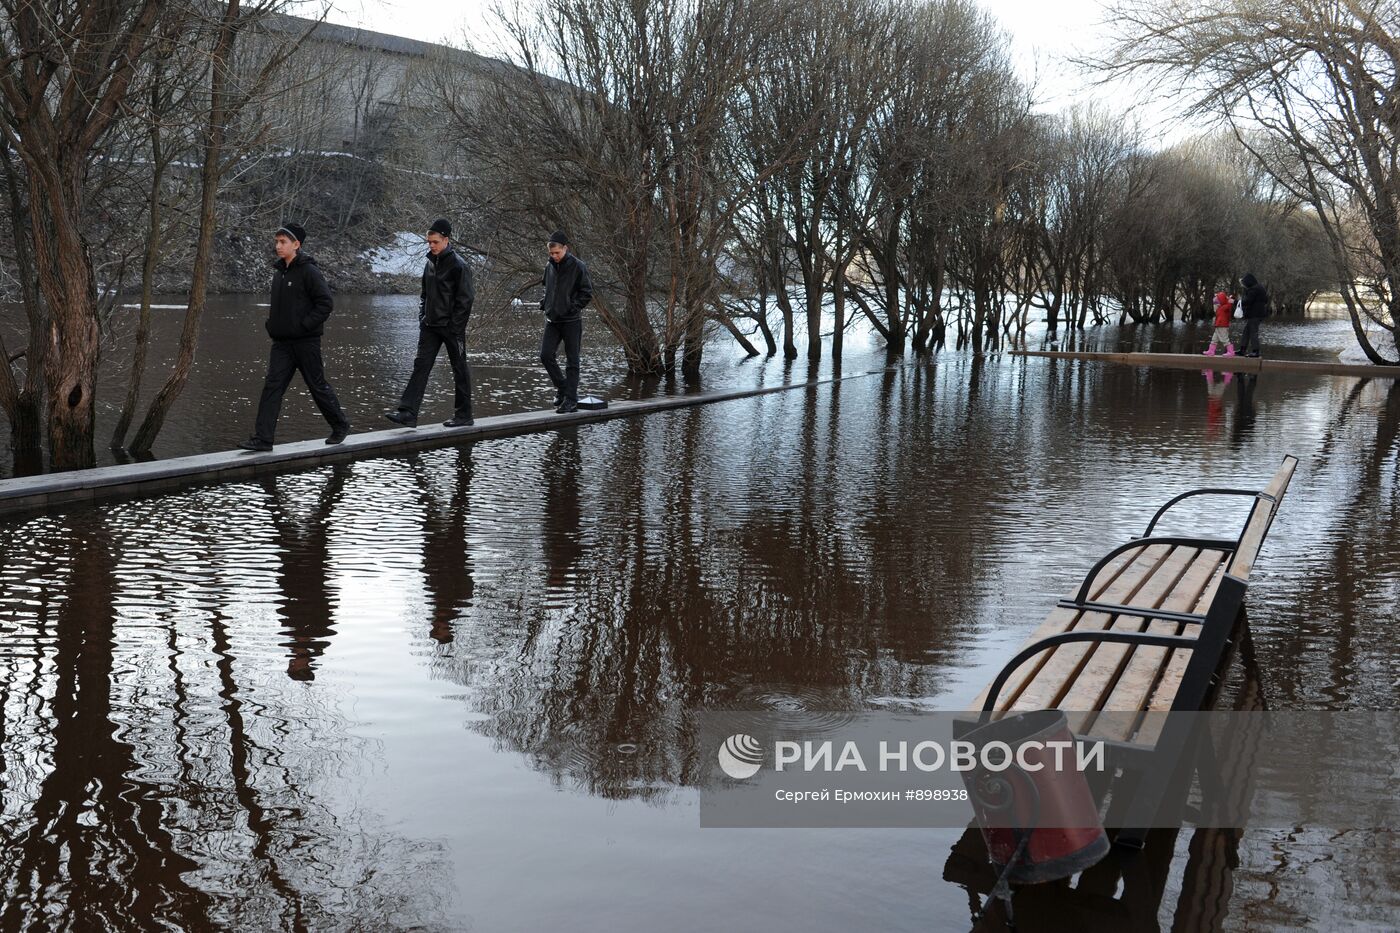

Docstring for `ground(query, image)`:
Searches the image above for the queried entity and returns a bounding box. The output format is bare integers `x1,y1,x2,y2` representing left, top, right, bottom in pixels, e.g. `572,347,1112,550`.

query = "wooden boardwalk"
1013,349,1399,378
0,372,887,517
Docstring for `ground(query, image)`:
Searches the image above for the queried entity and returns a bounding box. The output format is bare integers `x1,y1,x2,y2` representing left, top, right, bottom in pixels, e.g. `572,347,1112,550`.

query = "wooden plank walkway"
0,370,889,517
1013,349,1399,378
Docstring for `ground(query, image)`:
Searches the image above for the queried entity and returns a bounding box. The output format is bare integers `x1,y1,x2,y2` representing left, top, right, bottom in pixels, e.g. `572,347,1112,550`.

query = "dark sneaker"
556,400,578,414
552,392,563,409
238,437,273,452
385,410,417,428
443,416,474,428
326,425,349,445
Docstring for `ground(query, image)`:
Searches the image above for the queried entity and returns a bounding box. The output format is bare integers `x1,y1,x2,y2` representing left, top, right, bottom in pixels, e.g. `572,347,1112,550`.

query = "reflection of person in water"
1231,372,1259,445
409,450,476,644
1203,368,1233,441
264,467,349,681
541,431,584,589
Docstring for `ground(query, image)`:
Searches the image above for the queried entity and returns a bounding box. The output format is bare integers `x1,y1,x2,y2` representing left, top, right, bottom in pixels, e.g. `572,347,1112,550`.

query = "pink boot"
1224,344,1235,357
1203,344,1216,356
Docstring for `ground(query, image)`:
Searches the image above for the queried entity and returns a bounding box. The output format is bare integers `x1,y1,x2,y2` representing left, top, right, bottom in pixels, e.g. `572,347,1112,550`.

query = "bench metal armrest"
1054,600,1206,626
1142,488,1270,537
1070,536,1238,605
978,630,1199,719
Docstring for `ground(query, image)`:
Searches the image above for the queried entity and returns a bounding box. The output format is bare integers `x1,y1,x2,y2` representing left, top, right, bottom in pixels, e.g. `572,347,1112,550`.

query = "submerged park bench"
964,454,1297,858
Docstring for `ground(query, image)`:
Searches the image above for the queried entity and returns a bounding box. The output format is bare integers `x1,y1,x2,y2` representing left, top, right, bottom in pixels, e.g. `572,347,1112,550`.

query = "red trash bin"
960,709,1109,884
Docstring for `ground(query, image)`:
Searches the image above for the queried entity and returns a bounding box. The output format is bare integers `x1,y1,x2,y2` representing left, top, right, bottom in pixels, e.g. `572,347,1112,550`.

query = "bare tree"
110,14,205,450
439,0,791,376
1098,0,1399,363
127,3,322,454
0,0,165,469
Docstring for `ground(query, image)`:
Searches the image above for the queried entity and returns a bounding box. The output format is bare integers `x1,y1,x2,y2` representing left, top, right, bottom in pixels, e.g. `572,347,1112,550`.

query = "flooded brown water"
1,302,1398,930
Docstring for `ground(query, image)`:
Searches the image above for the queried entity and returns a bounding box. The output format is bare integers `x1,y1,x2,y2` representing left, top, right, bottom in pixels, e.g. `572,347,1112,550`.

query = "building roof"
263,12,494,70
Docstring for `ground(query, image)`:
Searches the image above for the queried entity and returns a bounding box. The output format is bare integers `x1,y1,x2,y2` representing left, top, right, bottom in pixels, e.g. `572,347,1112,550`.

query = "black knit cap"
428,218,452,238
276,222,307,245
548,229,569,247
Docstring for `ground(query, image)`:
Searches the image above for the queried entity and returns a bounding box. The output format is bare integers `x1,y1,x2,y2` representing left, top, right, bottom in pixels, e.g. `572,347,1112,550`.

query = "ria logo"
717,734,764,779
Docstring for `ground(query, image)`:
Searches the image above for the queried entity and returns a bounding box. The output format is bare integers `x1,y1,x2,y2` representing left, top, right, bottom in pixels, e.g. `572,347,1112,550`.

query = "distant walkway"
1013,350,1399,379
0,371,892,518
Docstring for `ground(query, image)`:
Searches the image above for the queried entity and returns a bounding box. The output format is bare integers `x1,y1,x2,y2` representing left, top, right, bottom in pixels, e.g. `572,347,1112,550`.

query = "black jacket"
266,252,333,341
1240,274,1270,319
540,252,593,323
421,246,474,331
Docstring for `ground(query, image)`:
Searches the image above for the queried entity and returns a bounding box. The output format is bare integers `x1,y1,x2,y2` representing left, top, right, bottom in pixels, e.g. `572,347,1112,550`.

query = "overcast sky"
315,0,1182,136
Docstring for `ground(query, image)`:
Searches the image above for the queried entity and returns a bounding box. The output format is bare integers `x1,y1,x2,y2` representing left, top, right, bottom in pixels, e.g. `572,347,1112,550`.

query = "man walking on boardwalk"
539,230,593,413
239,223,351,452
386,218,476,428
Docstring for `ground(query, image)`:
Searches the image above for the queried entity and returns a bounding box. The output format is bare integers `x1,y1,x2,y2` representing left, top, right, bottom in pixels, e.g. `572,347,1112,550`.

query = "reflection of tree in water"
435,383,996,799
0,496,451,930
0,520,212,929
1262,379,1400,708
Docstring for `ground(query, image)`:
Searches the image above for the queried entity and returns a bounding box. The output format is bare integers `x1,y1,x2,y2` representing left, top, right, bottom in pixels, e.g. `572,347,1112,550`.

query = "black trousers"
397,326,473,419
540,319,582,402
1241,318,1263,355
254,337,349,443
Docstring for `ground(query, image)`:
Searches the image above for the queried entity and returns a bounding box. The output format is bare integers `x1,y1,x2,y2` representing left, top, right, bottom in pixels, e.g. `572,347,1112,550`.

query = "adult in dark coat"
387,218,476,428
1238,272,1270,358
239,223,351,451
539,230,593,413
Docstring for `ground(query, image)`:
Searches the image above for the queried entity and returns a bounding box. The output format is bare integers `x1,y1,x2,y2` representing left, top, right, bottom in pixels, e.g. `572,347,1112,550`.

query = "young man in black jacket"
386,218,476,428
539,230,593,413
1239,272,1270,358
238,223,352,452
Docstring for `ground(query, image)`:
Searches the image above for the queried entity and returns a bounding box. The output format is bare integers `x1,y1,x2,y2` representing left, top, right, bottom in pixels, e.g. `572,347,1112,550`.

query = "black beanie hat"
276,222,307,245
428,218,452,238
548,229,569,247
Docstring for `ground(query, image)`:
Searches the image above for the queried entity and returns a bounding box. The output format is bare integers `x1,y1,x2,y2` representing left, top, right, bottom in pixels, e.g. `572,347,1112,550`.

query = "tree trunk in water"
33,168,99,471
1341,290,1400,365
112,284,155,452
681,307,706,379
131,3,242,454
6,397,42,476
832,261,848,359
113,83,168,451
755,293,777,357
773,269,797,359
805,279,823,361
712,311,759,358
0,145,44,458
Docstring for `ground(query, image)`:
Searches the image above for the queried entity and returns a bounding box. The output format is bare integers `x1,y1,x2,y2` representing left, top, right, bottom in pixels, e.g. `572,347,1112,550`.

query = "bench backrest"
1226,455,1298,580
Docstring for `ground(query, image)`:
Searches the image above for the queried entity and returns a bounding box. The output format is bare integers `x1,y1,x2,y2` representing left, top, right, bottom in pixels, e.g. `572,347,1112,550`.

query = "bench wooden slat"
1127,554,1239,747
999,544,1175,714
1055,545,1201,733
969,546,1148,712
1083,549,1231,743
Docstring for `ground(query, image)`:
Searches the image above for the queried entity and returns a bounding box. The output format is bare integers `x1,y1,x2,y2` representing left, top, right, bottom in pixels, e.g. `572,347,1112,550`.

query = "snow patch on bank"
364,232,426,276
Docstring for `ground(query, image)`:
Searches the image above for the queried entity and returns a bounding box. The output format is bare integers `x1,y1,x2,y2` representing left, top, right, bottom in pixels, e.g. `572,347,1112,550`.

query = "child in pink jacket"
1203,291,1235,356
